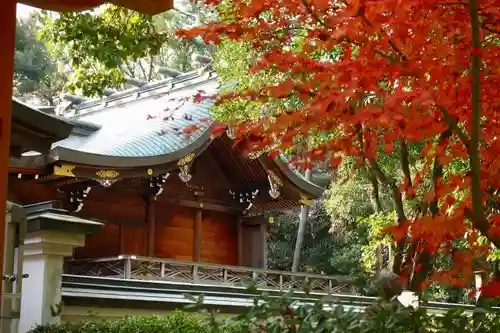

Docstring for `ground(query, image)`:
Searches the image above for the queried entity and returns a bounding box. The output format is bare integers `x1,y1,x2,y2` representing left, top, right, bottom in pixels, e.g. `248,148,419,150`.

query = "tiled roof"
37,69,325,198
55,72,218,158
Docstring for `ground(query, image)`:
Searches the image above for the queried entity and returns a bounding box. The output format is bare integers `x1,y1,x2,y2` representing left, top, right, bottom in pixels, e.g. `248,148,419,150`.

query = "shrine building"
4,67,354,330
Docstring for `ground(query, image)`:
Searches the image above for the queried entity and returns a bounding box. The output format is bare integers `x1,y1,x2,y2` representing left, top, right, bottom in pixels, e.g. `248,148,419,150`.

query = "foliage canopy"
178,0,500,296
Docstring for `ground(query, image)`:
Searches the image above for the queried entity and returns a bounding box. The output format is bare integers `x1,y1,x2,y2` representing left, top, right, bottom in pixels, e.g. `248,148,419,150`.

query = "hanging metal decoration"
179,165,192,183
226,126,237,140
177,153,195,183
149,173,170,196
96,179,117,188
65,187,91,213
267,171,283,199
229,189,259,210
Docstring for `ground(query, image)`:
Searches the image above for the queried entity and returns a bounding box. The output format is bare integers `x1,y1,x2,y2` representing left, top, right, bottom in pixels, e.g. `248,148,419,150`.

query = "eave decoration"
226,126,237,140
62,186,91,213
54,164,76,177
267,170,282,199
230,188,259,211
148,173,170,198
177,153,195,183
95,169,119,187
16,172,40,181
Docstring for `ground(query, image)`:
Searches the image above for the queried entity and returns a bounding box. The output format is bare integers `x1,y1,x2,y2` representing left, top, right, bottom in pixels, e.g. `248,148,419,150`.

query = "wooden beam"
0,0,17,300
146,198,156,257
162,197,242,214
193,209,202,261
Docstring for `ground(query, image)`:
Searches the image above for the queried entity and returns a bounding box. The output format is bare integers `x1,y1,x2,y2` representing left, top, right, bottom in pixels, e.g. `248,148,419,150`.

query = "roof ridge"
68,69,217,114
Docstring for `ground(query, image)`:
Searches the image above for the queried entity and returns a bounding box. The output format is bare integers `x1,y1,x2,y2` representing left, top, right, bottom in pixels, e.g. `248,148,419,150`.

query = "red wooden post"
146,198,156,257
193,209,202,261
260,220,268,269
0,0,16,300
119,223,125,254
237,216,244,266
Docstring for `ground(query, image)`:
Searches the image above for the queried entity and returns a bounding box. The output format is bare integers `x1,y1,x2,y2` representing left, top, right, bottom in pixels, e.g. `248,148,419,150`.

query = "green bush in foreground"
28,310,241,333
28,293,500,333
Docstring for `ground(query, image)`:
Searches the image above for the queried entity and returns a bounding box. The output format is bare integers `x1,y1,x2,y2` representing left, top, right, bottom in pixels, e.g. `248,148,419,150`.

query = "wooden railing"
64,255,355,294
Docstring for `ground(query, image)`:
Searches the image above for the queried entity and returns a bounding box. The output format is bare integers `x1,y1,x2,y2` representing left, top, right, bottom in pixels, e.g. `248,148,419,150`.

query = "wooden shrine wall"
8,178,260,268
155,205,195,261
74,202,239,266
74,223,121,258
202,211,238,265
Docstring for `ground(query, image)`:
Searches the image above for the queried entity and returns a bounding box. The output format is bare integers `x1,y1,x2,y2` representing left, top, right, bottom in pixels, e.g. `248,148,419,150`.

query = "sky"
17,4,37,18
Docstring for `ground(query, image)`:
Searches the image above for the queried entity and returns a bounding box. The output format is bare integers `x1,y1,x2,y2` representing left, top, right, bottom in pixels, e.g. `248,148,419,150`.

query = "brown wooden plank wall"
73,223,120,258
9,179,241,266
155,205,194,261
201,211,238,265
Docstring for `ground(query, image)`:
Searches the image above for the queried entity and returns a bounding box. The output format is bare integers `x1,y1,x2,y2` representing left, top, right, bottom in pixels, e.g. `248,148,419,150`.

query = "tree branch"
408,129,452,291
369,170,383,213
147,54,155,81
366,158,392,185
400,139,413,189
438,105,470,146
467,0,490,245
138,60,148,81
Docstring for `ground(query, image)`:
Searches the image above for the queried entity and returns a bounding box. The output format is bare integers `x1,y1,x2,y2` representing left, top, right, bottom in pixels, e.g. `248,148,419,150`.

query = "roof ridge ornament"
158,67,183,78
127,78,148,88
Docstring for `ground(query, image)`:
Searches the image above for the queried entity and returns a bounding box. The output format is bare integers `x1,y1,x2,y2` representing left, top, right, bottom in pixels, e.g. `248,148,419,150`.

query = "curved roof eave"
12,98,75,141
257,155,325,199
273,157,325,199
52,124,215,168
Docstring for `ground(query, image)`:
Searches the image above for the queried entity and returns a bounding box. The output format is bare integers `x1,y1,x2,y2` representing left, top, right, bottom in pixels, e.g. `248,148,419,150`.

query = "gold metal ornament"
177,153,195,167
53,164,76,177
96,170,119,178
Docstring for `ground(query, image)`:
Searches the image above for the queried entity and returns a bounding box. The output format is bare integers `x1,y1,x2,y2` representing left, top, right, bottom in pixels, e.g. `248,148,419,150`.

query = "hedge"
27,310,242,333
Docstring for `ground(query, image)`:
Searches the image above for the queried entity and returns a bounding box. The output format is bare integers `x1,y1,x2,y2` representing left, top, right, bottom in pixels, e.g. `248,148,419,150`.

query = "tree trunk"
369,172,382,213
291,169,311,273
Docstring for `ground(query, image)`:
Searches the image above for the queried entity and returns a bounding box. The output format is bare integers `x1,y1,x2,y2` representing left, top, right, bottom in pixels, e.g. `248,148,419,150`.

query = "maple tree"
179,0,500,295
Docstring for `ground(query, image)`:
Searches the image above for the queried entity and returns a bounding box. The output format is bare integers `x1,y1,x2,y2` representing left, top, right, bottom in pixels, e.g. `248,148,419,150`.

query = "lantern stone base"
16,202,102,333
18,231,85,333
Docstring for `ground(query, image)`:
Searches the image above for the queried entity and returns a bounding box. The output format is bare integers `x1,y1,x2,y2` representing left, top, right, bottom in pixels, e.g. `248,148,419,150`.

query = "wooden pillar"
0,0,16,300
119,223,125,254
193,209,202,261
146,198,156,257
260,220,268,269
237,216,244,266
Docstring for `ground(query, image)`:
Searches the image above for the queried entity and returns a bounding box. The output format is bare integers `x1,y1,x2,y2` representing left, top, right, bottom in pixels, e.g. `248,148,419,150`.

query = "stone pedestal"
18,231,85,333
16,202,102,333
2,202,26,333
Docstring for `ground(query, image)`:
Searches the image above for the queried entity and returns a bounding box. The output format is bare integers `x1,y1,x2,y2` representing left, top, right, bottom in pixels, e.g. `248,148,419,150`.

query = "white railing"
64,255,355,294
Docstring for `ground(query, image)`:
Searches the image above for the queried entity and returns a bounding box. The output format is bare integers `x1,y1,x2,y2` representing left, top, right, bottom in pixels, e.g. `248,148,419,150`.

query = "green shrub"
27,323,72,333
28,299,500,333
27,310,210,333
204,292,500,333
